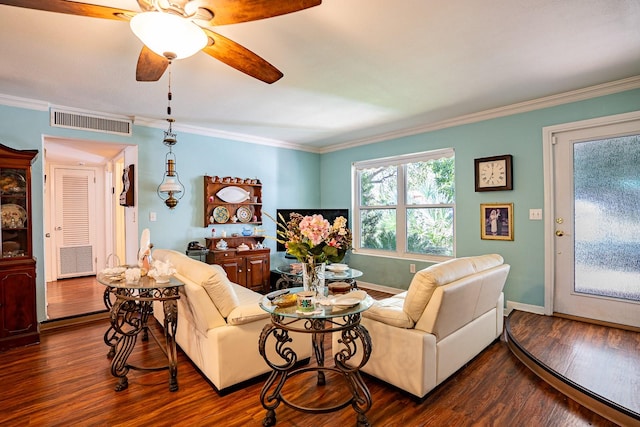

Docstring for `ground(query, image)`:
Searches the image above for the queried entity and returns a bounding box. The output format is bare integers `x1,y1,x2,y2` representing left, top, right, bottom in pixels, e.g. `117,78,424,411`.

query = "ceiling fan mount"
0,0,322,83
137,0,212,21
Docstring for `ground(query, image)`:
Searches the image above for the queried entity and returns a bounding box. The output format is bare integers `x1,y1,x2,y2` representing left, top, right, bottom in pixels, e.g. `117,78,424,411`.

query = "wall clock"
474,155,513,192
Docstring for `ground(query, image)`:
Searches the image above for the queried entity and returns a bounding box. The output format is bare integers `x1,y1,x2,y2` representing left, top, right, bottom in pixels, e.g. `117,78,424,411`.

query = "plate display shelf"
203,175,263,227
0,143,39,351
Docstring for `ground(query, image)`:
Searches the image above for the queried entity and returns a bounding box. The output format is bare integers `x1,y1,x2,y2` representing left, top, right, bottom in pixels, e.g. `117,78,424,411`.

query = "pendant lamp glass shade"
157,154,184,209
130,12,207,59
158,177,183,194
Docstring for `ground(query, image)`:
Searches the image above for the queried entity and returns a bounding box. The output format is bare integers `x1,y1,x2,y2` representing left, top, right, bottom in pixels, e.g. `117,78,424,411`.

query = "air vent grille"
50,108,132,136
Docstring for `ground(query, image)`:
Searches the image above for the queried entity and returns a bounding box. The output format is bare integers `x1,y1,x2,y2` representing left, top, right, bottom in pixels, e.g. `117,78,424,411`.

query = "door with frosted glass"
553,119,640,328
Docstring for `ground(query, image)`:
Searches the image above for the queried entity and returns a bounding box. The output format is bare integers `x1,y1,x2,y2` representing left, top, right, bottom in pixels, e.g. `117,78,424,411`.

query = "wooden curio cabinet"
0,143,39,351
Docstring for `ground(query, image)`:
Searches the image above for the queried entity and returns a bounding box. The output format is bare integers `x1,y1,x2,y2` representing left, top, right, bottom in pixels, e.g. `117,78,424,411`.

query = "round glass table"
258,287,374,427
273,264,363,290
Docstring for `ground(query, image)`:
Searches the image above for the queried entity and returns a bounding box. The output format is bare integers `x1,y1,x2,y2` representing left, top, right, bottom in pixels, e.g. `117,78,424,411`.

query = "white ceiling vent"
50,107,132,136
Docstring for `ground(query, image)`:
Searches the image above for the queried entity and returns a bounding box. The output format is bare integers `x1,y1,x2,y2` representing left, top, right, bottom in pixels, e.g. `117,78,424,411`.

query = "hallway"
46,276,106,320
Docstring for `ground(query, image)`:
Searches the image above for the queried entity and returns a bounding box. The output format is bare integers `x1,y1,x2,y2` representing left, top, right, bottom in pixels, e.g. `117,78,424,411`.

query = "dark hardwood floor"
1,287,628,426
46,276,107,320
506,310,640,426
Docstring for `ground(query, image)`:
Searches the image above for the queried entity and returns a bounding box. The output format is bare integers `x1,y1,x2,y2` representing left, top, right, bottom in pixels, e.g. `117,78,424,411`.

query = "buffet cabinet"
205,237,270,293
0,143,39,351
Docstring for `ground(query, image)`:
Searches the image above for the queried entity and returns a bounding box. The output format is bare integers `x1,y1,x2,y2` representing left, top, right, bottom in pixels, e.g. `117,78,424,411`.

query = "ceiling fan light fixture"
130,12,207,59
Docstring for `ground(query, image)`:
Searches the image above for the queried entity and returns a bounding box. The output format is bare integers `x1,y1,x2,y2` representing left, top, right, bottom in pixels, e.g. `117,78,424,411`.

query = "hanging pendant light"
157,66,185,209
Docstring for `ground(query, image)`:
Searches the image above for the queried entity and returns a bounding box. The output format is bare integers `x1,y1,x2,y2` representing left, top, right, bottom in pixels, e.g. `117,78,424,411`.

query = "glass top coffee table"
258,287,374,426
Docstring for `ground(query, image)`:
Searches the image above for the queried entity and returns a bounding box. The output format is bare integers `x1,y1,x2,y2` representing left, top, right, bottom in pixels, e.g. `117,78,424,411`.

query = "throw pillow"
202,264,240,318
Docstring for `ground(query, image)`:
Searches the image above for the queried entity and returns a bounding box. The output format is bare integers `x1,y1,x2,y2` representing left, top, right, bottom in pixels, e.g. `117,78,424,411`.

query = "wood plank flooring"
506,310,640,426
1,305,623,425
45,276,107,320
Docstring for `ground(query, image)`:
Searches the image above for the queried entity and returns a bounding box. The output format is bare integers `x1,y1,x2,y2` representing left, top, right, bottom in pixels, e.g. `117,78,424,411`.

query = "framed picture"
474,154,513,192
480,203,513,240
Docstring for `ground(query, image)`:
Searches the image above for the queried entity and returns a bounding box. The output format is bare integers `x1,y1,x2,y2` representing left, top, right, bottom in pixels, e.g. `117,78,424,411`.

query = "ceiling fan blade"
201,28,283,84
136,46,170,82
0,0,136,21
203,0,322,26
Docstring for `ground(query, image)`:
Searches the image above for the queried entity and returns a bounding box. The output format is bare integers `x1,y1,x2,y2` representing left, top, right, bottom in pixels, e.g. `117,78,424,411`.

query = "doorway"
43,136,137,320
543,111,640,328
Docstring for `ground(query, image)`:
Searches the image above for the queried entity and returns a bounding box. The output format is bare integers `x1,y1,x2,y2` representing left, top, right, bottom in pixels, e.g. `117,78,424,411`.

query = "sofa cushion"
201,265,240,318
153,249,239,318
363,293,414,328
403,254,503,323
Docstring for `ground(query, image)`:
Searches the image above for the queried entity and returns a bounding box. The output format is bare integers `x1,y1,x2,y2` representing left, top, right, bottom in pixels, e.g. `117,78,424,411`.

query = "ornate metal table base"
100,281,181,392
258,313,372,427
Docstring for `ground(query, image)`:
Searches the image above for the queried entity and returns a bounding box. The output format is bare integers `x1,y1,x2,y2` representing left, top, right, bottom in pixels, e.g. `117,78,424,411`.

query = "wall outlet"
529,209,542,220
410,264,416,273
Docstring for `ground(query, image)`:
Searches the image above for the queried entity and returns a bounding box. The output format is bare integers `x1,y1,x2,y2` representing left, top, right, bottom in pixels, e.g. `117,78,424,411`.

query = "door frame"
542,110,640,316
43,136,138,320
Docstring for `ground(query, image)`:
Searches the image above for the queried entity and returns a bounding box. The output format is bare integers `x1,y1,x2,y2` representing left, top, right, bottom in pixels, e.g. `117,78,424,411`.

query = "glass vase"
302,262,326,297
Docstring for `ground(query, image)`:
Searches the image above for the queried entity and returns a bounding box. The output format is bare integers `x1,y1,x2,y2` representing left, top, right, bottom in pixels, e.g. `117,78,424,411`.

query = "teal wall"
321,88,640,307
1,87,639,322
0,104,320,322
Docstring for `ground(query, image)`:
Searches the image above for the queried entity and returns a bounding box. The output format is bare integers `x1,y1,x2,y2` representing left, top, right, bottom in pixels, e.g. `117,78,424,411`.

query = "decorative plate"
236,206,252,223
327,263,349,272
216,186,250,203
213,206,230,223
329,297,361,308
1,203,27,228
0,171,26,194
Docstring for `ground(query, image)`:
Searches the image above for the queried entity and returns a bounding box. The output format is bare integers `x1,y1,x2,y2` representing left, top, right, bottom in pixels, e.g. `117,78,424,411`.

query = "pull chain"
167,65,172,117
163,63,177,146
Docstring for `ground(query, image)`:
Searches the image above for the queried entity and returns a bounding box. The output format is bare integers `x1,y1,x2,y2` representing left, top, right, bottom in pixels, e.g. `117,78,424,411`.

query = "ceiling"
1,0,640,154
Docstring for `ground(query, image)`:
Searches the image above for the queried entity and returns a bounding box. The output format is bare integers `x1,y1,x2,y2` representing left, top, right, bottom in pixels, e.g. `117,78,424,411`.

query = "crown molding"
132,116,322,153
2,75,639,154
319,75,640,153
0,94,49,111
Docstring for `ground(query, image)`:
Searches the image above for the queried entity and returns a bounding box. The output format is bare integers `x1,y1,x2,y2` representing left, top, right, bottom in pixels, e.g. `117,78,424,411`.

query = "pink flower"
299,214,330,246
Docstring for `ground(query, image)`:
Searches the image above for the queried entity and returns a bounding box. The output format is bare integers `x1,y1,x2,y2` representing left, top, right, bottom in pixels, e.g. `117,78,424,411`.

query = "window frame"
352,148,455,262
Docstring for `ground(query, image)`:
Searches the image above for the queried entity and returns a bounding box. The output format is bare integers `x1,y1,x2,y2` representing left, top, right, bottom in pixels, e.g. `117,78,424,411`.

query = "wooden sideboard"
205,237,270,293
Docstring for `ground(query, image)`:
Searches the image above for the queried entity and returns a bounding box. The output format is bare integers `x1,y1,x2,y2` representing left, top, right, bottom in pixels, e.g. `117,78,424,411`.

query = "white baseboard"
506,300,545,316
357,281,405,295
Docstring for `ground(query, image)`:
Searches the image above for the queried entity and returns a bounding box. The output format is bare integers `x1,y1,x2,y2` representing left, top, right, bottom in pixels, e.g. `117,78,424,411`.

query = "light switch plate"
529,209,542,220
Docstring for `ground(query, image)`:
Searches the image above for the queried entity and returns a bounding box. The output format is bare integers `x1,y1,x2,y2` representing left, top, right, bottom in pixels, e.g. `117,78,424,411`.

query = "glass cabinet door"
1,167,30,259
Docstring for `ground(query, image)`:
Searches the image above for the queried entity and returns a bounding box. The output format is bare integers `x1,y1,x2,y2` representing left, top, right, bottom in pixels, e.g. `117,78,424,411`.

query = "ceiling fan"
0,0,322,83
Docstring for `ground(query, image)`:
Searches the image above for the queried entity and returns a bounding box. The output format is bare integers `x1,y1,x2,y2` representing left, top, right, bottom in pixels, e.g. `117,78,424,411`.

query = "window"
353,148,455,260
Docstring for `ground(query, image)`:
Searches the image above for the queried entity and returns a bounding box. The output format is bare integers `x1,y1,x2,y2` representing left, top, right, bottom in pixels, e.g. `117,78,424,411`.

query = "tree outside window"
354,149,455,259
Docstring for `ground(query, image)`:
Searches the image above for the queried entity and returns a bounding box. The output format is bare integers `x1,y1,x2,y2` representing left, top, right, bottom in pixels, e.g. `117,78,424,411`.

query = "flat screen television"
275,208,349,253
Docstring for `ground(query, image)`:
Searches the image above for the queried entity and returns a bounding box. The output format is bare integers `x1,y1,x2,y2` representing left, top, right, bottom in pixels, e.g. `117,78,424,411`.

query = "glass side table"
273,264,363,290
258,287,374,426
97,273,184,392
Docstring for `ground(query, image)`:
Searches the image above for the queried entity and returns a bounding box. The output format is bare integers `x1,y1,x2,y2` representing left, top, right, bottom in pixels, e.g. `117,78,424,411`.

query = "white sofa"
152,249,312,393
334,254,510,399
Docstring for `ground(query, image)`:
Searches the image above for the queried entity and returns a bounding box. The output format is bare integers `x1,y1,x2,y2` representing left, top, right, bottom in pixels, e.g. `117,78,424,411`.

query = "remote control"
266,289,290,301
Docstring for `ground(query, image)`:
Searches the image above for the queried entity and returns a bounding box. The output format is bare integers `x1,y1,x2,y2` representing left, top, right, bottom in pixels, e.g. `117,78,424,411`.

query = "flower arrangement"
273,212,353,265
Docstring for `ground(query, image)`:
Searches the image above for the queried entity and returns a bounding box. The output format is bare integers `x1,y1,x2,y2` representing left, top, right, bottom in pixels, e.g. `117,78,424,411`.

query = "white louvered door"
53,168,97,278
